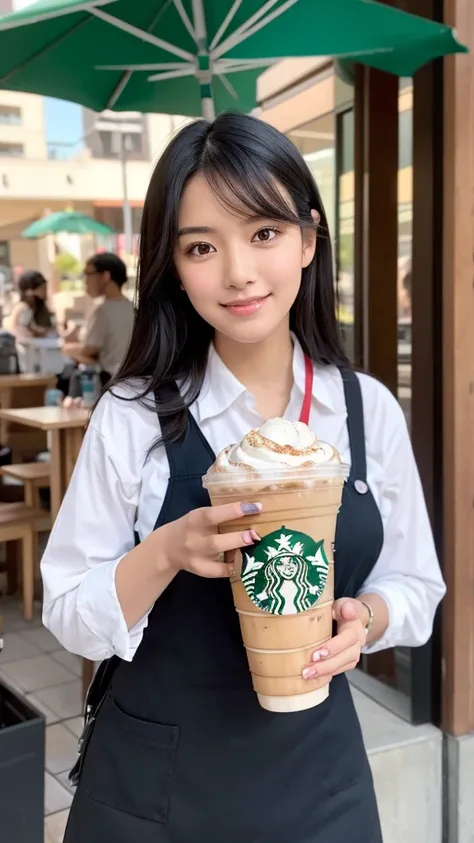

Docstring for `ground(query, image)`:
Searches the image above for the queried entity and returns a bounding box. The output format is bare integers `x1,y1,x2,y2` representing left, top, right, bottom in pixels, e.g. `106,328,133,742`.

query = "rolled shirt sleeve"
358,389,446,653
41,398,148,662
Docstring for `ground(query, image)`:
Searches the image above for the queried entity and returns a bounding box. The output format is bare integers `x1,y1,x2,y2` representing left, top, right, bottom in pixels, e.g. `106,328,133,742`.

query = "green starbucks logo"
241,527,329,615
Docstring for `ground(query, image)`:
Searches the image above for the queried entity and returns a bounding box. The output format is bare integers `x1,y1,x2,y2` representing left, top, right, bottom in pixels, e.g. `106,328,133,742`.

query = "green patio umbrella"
22,210,116,238
0,0,467,120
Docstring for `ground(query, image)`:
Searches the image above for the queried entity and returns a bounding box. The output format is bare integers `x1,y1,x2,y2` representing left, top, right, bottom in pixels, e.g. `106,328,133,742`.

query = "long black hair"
112,112,348,441
18,270,53,329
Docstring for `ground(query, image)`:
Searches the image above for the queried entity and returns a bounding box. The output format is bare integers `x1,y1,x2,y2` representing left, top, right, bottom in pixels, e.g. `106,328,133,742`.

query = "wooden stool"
1,463,51,595
0,462,50,508
0,503,44,620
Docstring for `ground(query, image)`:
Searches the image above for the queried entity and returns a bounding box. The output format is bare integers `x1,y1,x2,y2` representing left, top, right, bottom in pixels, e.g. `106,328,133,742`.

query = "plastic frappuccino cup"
202,462,348,713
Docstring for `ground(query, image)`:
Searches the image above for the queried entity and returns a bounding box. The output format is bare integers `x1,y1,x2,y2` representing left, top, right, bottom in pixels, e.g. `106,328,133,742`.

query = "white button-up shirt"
41,338,446,662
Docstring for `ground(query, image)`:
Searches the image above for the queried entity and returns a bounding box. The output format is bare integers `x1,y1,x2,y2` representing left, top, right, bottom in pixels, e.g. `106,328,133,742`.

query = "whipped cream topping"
211,418,341,475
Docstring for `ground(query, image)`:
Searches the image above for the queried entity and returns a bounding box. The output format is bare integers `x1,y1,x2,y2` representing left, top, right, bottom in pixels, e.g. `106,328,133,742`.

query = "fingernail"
242,530,255,544
313,650,329,662
312,651,321,663
303,667,317,680
250,530,261,542
241,502,262,514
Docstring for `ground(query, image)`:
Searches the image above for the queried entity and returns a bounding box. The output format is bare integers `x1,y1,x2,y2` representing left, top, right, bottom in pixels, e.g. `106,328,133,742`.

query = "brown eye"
253,227,277,243
189,242,215,256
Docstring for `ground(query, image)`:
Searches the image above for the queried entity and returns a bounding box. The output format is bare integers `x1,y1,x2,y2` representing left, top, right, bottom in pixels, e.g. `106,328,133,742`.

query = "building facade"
0,86,187,281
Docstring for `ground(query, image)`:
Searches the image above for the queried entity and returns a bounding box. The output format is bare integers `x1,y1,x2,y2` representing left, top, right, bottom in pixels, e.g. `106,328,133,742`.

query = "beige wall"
0,91,47,159
0,105,190,204
0,154,156,202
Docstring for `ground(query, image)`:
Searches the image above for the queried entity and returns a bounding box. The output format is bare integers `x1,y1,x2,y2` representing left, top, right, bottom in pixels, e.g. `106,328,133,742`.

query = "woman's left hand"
302,598,367,681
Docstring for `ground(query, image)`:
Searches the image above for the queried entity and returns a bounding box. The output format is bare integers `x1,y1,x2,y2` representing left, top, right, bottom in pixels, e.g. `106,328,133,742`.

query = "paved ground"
0,595,86,843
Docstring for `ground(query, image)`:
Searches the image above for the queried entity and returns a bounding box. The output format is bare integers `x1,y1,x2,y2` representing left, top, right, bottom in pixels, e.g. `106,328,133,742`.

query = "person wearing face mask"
62,252,135,387
41,114,445,843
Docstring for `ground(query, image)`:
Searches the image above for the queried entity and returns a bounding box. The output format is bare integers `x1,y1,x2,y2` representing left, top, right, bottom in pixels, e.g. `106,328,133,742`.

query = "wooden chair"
1,462,51,596
0,462,51,508
0,503,45,620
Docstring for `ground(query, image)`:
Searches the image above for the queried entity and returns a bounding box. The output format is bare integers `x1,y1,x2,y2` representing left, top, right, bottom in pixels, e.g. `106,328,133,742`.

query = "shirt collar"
195,334,337,424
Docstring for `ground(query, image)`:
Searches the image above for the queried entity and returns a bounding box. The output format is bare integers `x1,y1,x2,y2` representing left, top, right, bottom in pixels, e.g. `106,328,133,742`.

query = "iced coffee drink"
202,418,348,713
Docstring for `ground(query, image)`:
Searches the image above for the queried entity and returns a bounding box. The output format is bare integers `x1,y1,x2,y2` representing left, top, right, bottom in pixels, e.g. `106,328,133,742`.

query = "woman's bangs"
202,155,300,226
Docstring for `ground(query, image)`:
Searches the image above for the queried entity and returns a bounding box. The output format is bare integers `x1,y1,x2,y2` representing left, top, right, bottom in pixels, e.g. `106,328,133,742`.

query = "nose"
222,245,256,290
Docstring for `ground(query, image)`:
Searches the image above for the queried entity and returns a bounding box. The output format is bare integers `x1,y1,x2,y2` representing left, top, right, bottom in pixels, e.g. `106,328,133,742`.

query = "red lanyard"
299,355,313,425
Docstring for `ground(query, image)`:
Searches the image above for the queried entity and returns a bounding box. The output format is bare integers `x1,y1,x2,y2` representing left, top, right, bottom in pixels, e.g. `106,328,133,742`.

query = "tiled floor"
0,595,85,843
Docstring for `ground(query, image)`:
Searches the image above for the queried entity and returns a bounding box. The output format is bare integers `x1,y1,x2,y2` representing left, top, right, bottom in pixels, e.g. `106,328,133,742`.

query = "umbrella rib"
208,0,244,51
213,0,299,59
212,0,284,58
103,1,185,111
0,0,114,32
0,15,90,85
172,0,197,44
216,60,275,73
97,63,189,71
148,67,195,82
216,73,238,100
106,70,133,109
217,58,277,69
90,8,195,62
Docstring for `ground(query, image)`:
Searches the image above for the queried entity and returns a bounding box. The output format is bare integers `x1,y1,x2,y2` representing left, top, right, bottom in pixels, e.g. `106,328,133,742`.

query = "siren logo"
241,527,329,615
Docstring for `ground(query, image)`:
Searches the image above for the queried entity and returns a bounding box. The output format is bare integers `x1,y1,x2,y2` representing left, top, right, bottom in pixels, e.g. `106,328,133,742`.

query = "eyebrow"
177,226,216,237
177,216,278,238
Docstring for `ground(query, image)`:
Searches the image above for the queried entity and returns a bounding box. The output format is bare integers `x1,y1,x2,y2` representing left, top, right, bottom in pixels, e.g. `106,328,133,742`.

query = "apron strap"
339,369,367,482
154,383,215,478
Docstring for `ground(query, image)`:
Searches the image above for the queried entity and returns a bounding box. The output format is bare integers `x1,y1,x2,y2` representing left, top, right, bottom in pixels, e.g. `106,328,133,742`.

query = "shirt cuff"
358,586,404,655
76,556,148,661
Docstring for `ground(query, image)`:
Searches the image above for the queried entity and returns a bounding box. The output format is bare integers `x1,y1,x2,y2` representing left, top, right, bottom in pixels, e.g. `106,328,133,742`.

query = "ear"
302,209,320,268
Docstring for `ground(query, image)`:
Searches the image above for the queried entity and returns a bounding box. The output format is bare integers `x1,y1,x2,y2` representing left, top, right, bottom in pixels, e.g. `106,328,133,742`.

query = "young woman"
7,270,56,339
41,113,445,843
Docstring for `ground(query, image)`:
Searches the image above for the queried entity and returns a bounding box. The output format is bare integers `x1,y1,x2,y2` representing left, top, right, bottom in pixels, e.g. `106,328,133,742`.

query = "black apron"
64,368,384,843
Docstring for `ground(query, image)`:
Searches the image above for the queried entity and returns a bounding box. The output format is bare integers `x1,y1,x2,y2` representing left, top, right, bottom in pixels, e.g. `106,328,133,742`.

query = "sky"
13,0,84,156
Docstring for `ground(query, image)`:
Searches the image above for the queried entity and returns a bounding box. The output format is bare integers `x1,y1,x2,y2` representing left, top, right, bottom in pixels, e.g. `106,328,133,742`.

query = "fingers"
189,558,232,579
206,529,260,556
332,597,362,622
199,501,262,527
314,624,362,660
302,643,361,680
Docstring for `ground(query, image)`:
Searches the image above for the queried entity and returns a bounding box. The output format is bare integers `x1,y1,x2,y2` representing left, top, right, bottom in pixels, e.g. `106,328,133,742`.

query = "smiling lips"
222,295,270,316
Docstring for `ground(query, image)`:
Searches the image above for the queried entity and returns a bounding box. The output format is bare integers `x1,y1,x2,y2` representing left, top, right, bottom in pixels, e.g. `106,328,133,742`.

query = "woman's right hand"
159,501,263,578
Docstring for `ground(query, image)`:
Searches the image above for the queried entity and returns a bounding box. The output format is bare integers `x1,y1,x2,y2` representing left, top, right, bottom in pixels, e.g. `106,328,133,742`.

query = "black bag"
69,656,119,787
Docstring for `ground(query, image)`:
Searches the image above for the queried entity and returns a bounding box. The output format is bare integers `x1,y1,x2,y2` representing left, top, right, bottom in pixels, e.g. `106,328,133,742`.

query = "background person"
63,252,135,387
7,270,56,339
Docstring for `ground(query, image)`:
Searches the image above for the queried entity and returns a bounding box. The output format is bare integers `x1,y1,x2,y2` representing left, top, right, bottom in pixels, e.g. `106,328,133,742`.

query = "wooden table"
0,405,94,697
0,407,89,519
0,374,57,448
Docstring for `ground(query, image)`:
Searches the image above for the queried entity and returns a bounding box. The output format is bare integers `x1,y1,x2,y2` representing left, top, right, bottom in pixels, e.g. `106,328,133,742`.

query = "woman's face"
34,282,47,301
174,174,316,345
25,282,47,301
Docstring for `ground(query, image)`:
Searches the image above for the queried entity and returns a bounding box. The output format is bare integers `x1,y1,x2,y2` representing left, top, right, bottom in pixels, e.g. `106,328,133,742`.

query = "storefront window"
287,110,356,361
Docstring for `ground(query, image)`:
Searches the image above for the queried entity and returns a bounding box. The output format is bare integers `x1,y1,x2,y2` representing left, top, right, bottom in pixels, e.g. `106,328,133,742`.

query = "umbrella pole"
201,92,215,121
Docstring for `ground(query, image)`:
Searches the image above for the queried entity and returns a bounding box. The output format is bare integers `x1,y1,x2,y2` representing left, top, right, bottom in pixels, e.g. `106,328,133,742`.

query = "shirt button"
354,480,368,495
